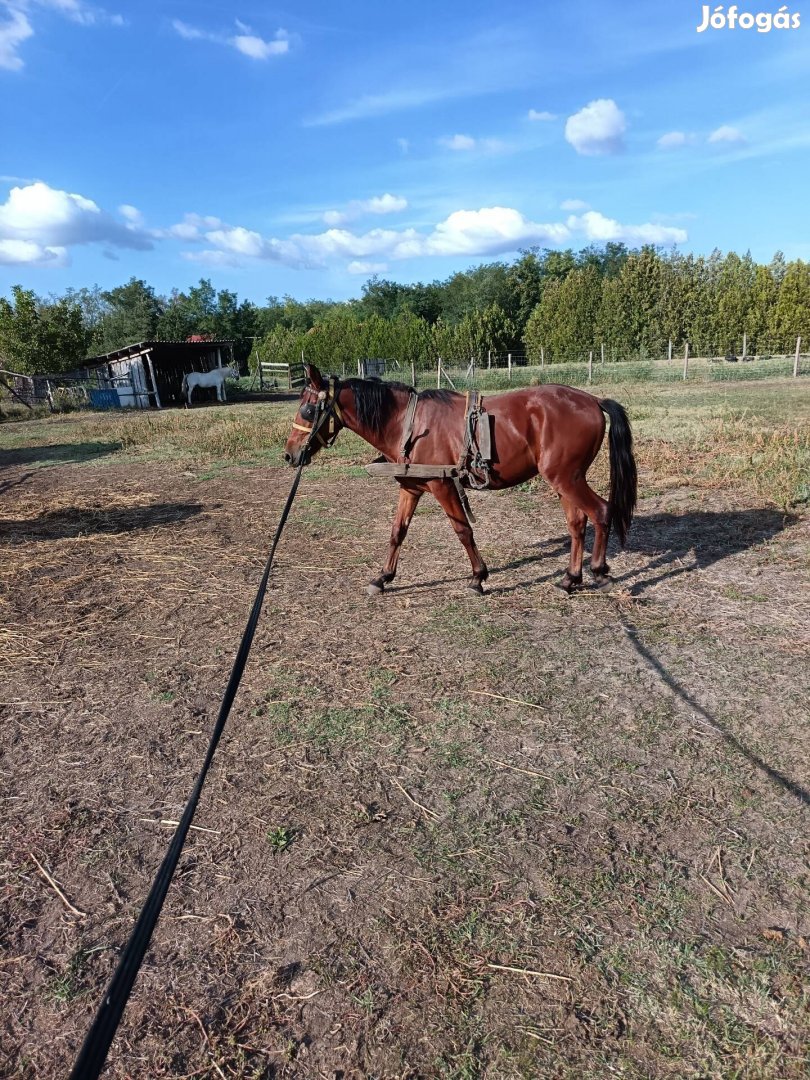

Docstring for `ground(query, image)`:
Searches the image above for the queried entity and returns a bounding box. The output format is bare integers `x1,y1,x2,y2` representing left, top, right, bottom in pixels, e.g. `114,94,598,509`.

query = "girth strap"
399,390,419,462
458,390,492,490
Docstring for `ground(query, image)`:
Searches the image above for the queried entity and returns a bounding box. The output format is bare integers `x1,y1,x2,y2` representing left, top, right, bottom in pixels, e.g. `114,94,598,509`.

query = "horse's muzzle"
284,447,309,467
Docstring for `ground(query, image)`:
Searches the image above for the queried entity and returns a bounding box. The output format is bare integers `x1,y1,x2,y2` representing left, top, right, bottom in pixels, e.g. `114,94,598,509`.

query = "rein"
68,419,323,1080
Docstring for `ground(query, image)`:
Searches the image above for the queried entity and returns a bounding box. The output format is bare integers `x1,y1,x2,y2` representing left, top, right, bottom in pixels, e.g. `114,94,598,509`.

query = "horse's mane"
346,378,457,434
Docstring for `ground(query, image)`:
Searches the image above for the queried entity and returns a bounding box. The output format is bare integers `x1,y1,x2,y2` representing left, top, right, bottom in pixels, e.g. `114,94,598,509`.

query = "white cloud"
397,137,410,155
438,134,507,154
1,2,123,72
0,8,33,71
176,202,689,269
347,260,388,275
422,207,569,256
322,193,408,226
118,203,143,224
657,131,691,150
567,210,686,245
560,198,590,211
439,134,477,151
708,125,746,145
323,210,348,227
172,18,290,60
528,109,556,121
162,212,223,240
172,19,204,41
365,193,407,214
231,31,289,59
179,204,572,269
0,237,67,266
0,181,153,264
565,99,626,156
38,0,124,28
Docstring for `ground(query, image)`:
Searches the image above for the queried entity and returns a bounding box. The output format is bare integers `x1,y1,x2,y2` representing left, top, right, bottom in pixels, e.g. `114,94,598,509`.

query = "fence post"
411,359,416,387
600,343,605,365
588,350,593,384
487,349,491,370
540,345,544,368
437,356,442,388
742,332,747,360
683,341,689,381
357,358,362,378
795,336,802,377
507,352,512,381
668,339,672,363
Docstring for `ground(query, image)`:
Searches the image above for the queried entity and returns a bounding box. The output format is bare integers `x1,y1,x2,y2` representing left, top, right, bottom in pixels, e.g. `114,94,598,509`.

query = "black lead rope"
68,414,323,1080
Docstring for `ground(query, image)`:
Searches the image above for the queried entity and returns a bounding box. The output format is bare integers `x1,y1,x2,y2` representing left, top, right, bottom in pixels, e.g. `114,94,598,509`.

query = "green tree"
524,280,562,362
748,263,779,353
0,286,88,373
713,252,756,353
770,259,810,351
506,250,544,336
97,278,162,351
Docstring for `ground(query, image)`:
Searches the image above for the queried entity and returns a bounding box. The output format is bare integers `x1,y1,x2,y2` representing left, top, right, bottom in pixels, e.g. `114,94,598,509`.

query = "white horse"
181,366,239,406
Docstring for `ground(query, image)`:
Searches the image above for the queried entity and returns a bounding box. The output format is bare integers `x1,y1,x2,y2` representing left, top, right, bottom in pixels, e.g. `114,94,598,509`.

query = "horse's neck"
343,387,410,460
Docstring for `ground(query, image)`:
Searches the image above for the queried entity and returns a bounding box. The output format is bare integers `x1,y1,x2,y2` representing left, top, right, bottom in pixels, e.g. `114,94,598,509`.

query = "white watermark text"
696,4,801,31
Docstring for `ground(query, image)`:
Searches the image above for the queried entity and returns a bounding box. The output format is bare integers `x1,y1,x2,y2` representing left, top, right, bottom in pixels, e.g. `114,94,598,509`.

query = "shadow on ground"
621,508,798,594
368,508,799,597
0,441,122,468
621,614,809,805
0,502,204,543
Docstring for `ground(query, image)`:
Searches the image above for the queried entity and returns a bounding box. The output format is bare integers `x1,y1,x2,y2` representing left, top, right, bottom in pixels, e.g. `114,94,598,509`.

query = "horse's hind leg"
368,484,423,595
559,480,611,587
559,495,587,592
429,479,488,592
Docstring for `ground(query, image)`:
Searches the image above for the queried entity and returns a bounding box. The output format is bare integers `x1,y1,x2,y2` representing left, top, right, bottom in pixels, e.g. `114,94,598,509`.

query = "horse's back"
482,384,606,485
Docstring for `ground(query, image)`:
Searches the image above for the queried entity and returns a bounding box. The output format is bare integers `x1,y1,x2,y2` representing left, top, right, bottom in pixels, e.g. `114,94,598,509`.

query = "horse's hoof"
367,582,384,596
558,572,583,594
592,574,613,590
468,579,485,594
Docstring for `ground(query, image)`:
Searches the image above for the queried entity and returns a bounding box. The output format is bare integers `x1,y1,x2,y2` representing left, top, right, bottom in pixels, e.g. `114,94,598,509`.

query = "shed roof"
86,340,235,367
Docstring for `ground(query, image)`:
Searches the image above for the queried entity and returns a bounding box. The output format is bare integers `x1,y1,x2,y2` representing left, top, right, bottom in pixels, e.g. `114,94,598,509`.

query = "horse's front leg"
429,479,488,592
368,484,423,595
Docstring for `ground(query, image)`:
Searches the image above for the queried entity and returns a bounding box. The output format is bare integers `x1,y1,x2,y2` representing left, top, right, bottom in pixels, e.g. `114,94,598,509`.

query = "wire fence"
404,352,808,393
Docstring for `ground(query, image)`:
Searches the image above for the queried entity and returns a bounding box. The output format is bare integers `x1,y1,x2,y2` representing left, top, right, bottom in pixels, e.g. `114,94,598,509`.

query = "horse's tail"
181,373,188,395
599,399,637,547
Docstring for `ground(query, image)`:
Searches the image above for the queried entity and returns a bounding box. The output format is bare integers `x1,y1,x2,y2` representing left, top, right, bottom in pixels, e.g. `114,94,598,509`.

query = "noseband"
292,376,344,449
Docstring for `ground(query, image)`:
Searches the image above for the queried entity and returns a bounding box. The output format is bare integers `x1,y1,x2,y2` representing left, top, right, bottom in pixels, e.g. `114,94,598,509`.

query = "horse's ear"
305,364,324,390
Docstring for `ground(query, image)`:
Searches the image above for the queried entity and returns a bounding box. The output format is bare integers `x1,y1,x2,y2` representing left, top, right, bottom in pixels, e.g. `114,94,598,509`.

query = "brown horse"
284,363,637,594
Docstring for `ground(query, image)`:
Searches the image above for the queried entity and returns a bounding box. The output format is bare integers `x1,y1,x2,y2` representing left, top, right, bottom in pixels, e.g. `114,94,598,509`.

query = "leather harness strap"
399,391,419,462
293,378,344,448
458,390,491,490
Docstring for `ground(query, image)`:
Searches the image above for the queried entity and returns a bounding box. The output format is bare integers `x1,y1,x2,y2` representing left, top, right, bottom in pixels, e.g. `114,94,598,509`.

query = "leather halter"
292,376,344,449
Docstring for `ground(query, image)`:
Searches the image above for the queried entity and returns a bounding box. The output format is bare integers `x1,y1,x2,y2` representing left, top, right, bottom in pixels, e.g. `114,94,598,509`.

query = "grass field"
1,378,808,1078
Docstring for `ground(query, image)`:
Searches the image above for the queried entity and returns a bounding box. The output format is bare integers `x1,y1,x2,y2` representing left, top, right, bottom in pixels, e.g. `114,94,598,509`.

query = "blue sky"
1,0,809,302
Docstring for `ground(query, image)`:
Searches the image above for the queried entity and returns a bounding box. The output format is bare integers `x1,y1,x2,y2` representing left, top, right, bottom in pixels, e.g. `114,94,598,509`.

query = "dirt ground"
1,446,808,1079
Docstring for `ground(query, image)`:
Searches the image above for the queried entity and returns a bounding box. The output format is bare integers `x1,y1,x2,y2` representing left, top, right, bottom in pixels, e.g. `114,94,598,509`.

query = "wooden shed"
85,339,236,409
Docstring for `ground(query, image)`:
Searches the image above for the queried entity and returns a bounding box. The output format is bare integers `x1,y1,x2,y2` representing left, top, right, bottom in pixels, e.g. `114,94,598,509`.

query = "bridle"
291,375,344,451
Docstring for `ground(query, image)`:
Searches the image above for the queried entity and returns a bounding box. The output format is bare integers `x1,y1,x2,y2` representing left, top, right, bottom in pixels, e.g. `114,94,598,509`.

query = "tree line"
1,244,808,376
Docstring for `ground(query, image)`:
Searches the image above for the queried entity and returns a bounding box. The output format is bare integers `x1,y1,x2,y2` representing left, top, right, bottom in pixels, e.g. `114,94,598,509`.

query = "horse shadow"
466,508,797,596
375,508,798,597
617,507,798,595
0,502,204,544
